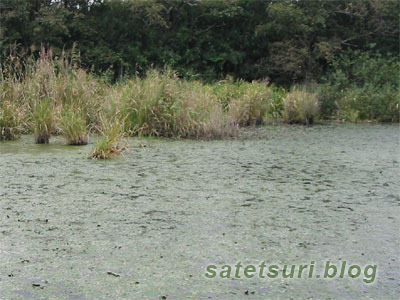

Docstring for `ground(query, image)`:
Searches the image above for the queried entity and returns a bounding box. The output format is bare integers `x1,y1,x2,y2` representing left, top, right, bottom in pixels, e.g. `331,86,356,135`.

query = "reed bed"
0,49,325,158
111,69,236,139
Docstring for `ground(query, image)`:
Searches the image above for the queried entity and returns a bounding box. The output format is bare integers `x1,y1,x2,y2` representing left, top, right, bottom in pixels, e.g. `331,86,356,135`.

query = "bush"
283,89,319,125
320,51,399,122
332,84,400,122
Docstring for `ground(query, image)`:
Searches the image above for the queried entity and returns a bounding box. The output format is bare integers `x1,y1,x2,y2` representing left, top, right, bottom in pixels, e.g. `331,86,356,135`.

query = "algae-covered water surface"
0,124,399,299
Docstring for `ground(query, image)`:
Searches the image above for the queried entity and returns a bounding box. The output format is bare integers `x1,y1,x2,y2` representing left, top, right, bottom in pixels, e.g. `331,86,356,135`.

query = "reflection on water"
0,124,399,299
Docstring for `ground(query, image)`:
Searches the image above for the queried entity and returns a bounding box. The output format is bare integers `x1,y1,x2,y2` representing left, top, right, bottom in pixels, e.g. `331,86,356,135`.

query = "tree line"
0,0,398,84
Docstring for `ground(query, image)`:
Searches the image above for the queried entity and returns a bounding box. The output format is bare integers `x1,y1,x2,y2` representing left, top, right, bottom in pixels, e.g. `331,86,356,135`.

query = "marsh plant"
90,115,128,159
227,81,273,126
283,89,319,125
2,48,106,126
1,47,396,160
176,80,236,138
31,99,55,144
114,69,236,138
0,101,25,140
60,107,88,145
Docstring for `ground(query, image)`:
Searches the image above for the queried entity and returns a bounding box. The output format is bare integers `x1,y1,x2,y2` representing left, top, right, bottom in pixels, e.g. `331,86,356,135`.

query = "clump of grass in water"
0,101,25,140
60,106,88,145
283,89,319,125
31,99,55,144
90,116,128,159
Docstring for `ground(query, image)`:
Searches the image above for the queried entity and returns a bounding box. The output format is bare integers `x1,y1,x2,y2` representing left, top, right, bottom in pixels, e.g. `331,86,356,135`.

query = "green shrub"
320,51,399,121
266,86,286,120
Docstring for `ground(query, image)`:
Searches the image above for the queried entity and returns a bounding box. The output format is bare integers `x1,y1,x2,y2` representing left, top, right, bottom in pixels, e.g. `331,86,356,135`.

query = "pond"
0,124,399,299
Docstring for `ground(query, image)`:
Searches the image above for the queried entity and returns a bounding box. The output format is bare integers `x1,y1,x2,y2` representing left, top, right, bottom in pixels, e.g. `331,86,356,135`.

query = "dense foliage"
0,0,399,123
319,50,399,121
1,0,398,83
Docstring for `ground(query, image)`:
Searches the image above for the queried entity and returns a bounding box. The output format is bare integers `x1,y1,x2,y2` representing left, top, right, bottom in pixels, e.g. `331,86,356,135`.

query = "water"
0,124,399,299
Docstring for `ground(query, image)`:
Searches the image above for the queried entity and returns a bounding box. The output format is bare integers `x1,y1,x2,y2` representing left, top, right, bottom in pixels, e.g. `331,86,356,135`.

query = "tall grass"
60,106,88,145
283,89,319,125
1,48,106,129
2,48,396,158
0,100,25,140
90,115,128,159
31,99,55,144
112,69,236,138
1,48,109,143
227,81,273,126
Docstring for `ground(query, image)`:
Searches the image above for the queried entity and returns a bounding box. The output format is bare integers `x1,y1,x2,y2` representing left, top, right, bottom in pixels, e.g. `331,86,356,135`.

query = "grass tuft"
89,115,128,159
60,106,88,145
31,99,55,144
